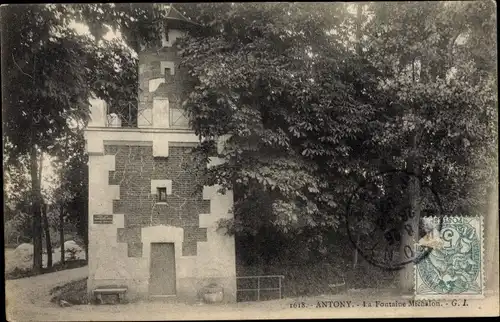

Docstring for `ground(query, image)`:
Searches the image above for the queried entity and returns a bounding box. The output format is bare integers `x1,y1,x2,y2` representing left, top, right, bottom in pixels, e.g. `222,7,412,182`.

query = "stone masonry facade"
138,47,193,107
106,144,210,257
137,42,193,128
86,22,237,303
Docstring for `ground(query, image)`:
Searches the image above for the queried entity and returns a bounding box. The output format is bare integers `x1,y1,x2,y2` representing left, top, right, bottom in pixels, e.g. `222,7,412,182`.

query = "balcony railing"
106,102,142,128
90,97,190,129
106,104,189,129
170,106,189,128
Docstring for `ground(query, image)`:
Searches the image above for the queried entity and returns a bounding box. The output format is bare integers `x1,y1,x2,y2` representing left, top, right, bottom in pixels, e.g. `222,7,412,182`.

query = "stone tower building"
84,7,236,302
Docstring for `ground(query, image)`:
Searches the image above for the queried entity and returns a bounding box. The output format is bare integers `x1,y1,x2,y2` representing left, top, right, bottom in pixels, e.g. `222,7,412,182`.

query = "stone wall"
86,138,236,303
86,27,236,302
138,30,193,129
106,144,209,257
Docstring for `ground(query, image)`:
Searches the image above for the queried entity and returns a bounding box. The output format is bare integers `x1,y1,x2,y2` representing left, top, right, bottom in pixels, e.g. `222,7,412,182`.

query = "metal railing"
106,102,135,128
105,102,190,129
106,102,153,128
236,275,285,301
169,107,190,128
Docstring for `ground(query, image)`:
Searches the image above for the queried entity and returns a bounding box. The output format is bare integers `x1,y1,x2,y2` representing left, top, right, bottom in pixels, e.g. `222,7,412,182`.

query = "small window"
157,187,167,202
164,67,171,80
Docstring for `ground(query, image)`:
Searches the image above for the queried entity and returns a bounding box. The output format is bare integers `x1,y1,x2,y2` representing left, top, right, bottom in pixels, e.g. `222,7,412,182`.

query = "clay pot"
202,284,224,303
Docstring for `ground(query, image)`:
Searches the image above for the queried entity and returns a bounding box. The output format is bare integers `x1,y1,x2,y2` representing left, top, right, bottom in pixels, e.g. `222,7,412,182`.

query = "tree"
360,1,497,292
2,4,89,272
1,3,165,272
176,3,375,242
175,3,496,291
175,3,393,268
49,135,71,264
4,143,30,220
36,151,54,268
4,141,34,246
50,127,89,260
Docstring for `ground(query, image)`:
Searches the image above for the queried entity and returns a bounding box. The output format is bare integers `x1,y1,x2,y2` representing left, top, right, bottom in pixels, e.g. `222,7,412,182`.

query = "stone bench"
92,286,128,304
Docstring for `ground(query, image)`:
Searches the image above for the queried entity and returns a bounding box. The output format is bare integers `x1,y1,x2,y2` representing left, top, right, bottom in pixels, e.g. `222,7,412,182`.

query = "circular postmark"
416,217,482,294
345,169,444,271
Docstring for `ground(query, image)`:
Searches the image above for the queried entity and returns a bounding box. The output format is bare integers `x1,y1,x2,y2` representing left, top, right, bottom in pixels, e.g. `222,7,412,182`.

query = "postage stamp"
415,216,484,299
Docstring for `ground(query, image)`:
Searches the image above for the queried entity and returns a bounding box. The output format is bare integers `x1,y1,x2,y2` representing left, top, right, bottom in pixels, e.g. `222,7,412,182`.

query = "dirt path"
5,267,499,321
6,266,88,320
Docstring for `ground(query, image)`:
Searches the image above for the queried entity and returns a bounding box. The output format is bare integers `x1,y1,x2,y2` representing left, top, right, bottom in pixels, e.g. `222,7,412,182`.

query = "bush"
4,213,32,245
5,259,87,280
50,277,89,305
5,267,34,280
236,257,397,300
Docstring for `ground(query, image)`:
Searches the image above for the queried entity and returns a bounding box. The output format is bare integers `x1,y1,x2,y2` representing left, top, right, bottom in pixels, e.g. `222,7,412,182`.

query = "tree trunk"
399,132,420,294
30,145,43,273
42,202,52,268
60,204,65,265
352,234,360,269
39,151,53,268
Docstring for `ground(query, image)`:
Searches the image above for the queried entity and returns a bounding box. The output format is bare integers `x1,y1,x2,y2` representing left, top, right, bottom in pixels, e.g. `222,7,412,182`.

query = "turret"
88,5,199,130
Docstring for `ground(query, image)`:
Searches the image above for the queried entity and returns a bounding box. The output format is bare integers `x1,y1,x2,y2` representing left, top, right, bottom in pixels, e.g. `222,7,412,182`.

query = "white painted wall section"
161,29,186,48
160,61,175,75
153,97,170,129
150,180,173,195
88,98,107,127
137,107,153,128
198,185,235,279
149,78,165,93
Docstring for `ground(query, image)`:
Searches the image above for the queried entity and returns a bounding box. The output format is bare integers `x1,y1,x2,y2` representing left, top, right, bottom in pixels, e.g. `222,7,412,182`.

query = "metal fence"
106,102,154,128
105,102,189,129
236,275,285,302
106,102,136,128
170,107,190,128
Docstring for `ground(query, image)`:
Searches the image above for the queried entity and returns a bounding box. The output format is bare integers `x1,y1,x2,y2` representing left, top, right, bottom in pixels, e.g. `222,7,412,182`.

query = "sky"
69,21,122,41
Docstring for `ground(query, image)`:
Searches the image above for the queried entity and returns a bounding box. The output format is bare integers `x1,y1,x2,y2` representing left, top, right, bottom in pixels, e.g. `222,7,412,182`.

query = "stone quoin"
84,5,236,303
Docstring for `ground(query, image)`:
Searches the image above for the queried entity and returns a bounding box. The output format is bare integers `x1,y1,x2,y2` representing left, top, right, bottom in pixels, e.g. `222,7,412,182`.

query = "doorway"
149,242,176,296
